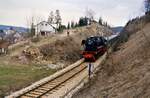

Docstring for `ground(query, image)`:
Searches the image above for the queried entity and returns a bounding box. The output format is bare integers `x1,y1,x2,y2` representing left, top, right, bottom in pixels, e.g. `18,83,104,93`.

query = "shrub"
31,37,40,43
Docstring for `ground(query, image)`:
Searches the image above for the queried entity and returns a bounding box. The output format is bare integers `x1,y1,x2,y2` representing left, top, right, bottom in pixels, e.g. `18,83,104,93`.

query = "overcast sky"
0,0,145,27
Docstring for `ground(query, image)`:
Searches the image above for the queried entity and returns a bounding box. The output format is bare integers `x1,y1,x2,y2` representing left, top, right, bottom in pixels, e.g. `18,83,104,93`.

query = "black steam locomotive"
81,36,107,61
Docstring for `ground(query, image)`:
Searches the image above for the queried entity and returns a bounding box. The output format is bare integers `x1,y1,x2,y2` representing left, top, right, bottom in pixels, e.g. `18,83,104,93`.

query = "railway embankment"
72,15,150,98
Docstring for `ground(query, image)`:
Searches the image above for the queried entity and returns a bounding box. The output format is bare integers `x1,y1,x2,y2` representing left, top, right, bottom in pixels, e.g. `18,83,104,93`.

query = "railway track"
6,53,108,98
14,62,87,98
7,52,108,98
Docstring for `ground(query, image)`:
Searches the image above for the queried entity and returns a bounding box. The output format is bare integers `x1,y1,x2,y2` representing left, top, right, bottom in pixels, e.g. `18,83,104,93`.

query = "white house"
35,21,56,36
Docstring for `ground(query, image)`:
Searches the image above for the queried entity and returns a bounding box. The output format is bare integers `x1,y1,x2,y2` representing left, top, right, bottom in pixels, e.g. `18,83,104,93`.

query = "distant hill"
111,26,123,33
0,25,28,33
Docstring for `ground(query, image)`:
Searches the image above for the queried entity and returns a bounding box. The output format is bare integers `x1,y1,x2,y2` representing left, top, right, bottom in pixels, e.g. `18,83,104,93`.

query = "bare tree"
55,10,62,28
26,14,44,29
48,11,55,24
27,16,35,37
85,8,95,23
26,16,35,33
35,15,44,25
26,14,44,37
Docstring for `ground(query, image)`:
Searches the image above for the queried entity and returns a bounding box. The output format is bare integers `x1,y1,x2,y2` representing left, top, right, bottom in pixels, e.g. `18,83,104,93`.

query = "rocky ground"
72,23,150,98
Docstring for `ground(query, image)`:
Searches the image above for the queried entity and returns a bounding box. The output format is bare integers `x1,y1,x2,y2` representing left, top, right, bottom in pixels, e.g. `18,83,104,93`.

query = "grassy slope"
0,64,56,97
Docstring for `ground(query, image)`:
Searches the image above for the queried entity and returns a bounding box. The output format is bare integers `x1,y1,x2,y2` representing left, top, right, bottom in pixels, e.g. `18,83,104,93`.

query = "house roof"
36,21,56,29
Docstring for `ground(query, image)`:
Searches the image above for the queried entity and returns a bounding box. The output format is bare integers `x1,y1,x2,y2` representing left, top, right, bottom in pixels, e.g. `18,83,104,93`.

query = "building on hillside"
0,40,9,54
0,30,6,40
35,21,56,36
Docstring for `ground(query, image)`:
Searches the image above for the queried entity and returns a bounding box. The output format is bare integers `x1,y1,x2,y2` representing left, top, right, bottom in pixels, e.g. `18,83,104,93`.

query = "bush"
31,37,40,43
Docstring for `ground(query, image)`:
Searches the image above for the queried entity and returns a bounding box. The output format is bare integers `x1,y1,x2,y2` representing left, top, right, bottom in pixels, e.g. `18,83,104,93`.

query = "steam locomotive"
81,36,107,61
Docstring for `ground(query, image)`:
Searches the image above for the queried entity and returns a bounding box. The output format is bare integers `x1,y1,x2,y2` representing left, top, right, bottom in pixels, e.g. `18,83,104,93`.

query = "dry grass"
73,23,150,98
